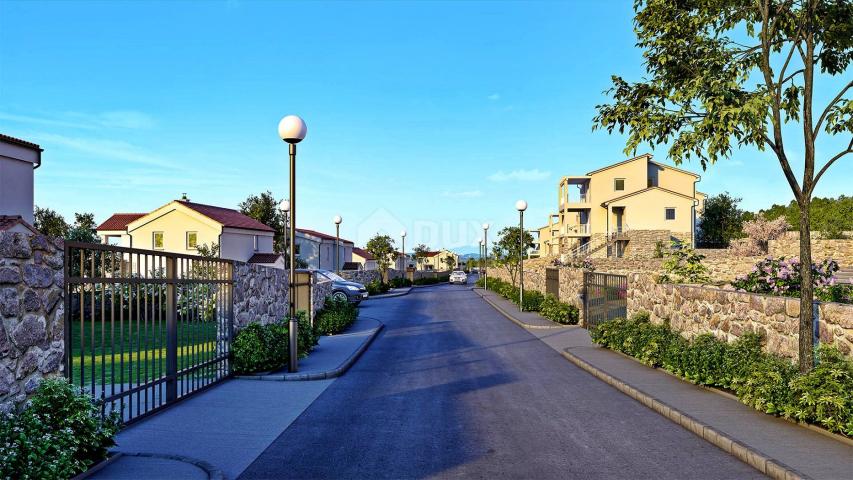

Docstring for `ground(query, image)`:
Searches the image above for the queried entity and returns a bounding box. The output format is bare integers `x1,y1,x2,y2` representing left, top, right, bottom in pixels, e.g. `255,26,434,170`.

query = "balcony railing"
563,224,590,235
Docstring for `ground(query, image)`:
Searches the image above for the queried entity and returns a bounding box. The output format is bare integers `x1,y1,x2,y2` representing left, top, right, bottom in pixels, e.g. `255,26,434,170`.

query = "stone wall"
233,262,289,329
627,273,853,360
0,233,65,412
312,279,332,318
623,230,670,259
769,232,853,266
340,269,381,285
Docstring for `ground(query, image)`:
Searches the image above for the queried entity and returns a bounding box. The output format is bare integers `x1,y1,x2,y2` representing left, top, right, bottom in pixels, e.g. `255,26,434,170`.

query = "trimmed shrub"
539,294,579,325
591,313,853,436
232,322,289,374
389,277,412,288
366,279,391,295
0,378,120,479
315,296,358,336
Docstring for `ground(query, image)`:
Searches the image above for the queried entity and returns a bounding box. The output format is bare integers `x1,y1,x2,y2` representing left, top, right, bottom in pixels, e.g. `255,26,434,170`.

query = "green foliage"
591,315,853,436
34,206,69,238
752,196,853,238
652,240,665,259
491,227,536,287
0,378,120,479
389,277,412,288
314,297,358,336
239,191,286,253
479,277,578,324
231,322,289,374
539,294,580,325
366,279,390,295
697,192,746,247
296,311,318,358
366,234,396,276
659,240,710,284
413,274,450,285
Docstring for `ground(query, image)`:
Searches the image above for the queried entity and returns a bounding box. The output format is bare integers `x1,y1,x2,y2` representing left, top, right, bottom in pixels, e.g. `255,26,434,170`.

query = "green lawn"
69,319,223,385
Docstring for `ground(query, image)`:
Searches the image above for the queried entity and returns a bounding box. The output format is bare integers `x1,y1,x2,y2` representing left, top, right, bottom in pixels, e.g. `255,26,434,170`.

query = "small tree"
732,214,791,255
366,234,396,281
66,213,101,244
593,0,853,371
660,240,711,284
697,193,746,247
491,226,535,287
413,244,430,270
239,191,286,253
34,206,69,238
443,256,456,271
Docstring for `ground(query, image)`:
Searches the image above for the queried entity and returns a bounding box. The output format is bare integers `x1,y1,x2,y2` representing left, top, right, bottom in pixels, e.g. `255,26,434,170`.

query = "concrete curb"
411,282,449,288
474,289,568,330
560,348,810,480
368,288,412,299
235,320,384,382
77,452,225,480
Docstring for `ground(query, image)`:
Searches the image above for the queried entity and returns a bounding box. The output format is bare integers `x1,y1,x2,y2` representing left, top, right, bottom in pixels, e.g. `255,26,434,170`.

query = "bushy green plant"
539,294,579,325
0,379,120,479
389,277,412,288
315,297,358,336
592,313,853,437
366,279,390,295
659,240,710,284
783,346,853,435
232,322,289,374
296,311,317,358
732,257,844,302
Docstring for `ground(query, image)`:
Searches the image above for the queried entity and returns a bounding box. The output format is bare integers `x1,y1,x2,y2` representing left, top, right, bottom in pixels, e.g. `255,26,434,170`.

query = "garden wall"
340,269,381,285
769,232,853,266
232,263,329,330
0,232,65,413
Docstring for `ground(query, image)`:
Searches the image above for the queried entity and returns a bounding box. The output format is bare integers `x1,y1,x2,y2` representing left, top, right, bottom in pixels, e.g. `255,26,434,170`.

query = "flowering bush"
552,256,595,271
729,214,790,255
731,256,848,302
659,240,710,284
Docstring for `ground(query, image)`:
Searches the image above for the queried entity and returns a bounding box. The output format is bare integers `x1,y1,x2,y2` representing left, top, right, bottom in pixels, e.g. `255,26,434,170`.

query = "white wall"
0,142,37,223
221,228,274,262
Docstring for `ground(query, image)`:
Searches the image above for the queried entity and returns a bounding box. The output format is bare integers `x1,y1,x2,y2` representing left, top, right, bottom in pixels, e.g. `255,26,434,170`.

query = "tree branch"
813,80,853,137
813,137,853,187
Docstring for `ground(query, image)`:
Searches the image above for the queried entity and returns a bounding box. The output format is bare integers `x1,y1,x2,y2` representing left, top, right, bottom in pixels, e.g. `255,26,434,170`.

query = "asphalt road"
239,281,762,479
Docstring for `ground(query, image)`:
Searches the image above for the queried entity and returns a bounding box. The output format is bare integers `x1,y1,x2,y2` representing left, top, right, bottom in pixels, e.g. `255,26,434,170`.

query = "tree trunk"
798,198,814,372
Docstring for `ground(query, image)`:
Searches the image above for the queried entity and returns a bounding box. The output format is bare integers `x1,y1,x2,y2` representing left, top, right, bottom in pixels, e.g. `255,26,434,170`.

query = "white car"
449,270,468,285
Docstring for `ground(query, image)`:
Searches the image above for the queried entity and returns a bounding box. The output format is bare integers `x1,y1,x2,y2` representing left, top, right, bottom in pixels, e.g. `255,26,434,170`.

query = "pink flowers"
731,256,840,299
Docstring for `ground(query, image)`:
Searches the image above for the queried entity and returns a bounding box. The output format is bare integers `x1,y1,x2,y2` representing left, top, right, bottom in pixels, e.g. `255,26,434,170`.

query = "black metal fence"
583,272,627,329
64,242,234,424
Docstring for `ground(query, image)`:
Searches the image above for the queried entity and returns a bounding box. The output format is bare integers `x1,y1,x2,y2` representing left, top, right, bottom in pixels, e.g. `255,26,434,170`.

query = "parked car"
315,269,369,304
449,270,468,285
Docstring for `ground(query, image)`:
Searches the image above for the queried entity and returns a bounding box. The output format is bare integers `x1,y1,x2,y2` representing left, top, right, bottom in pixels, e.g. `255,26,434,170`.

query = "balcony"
560,224,591,237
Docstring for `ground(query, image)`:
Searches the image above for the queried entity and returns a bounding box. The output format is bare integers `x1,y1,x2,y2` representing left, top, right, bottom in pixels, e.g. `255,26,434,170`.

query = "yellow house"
419,249,459,271
538,153,705,258
96,199,278,264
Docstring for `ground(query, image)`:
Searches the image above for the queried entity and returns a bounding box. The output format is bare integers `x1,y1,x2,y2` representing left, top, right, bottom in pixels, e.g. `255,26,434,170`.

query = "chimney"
181,193,189,201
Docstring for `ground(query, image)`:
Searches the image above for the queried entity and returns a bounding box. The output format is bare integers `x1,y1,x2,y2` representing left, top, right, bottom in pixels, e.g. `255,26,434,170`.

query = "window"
253,235,259,251
294,243,301,255
153,232,164,249
665,208,676,220
186,231,198,250
614,178,625,191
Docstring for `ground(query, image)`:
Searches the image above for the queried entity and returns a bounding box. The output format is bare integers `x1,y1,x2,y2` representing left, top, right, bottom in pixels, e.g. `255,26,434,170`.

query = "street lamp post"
279,199,290,264
279,114,307,373
479,239,484,279
401,230,407,273
482,223,489,290
516,200,528,312
333,215,342,274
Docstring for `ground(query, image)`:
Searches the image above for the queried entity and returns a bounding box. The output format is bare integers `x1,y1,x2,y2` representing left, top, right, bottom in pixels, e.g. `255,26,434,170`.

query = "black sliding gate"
64,242,234,424
583,272,627,329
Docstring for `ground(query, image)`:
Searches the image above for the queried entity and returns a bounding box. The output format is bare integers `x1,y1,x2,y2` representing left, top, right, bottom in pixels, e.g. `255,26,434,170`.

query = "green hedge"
389,277,412,288
413,274,450,285
315,296,359,336
366,279,390,295
590,313,853,437
232,311,317,374
476,277,579,325
0,379,120,479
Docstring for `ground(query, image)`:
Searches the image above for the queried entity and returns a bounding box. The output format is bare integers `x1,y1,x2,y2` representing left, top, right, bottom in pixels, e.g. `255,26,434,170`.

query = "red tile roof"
0,216,38,234
0,133,43,151
96,213,146,231
352,247,374,260
248,253,283,264
297,228,354,244
423,251,441,257
177,200,275,232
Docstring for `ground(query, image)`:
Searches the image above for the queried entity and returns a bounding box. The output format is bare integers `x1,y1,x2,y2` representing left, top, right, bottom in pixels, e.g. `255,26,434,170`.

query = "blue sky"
1,0,849,251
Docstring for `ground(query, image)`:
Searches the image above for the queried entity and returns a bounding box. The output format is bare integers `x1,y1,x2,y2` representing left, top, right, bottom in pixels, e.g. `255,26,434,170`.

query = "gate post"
165,256,178,402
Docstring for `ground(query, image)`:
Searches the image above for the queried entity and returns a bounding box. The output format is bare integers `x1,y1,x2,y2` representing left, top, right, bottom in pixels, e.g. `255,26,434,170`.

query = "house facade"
0,134,42,224
96,199,276,263
351,247,377,270
294,228,353,271
537,153,705,258
418,249,459,271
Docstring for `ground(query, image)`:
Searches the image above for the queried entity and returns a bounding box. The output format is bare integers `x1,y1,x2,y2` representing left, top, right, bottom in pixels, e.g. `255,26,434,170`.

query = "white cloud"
441,190,483,198
0,110,154,130
487,93,501,101
488,168,550,182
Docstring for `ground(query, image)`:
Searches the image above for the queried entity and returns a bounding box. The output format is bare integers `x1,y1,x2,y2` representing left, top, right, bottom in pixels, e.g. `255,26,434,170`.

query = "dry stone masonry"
0,233,64,413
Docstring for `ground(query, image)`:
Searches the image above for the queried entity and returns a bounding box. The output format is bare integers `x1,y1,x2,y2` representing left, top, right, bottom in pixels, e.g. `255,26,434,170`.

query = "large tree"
697,192,746,247
413,244,430,270
365,234,396,280
66,212,101,244
239,191,286,253
593,0,852,372
491,226,535,287
33,206,69,238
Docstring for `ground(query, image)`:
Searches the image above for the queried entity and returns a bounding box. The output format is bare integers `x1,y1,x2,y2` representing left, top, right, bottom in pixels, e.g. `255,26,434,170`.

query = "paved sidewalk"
368,287,412,299
478,295,853,480
474,287,567,329
236,315,383,381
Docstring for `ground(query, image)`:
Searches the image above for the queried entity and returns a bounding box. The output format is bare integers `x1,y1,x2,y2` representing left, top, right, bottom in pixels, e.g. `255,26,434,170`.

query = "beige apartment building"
537,153,705,259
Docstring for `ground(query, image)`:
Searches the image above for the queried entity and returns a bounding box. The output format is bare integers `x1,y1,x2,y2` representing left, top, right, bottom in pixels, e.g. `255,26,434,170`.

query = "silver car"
449,270,468,285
